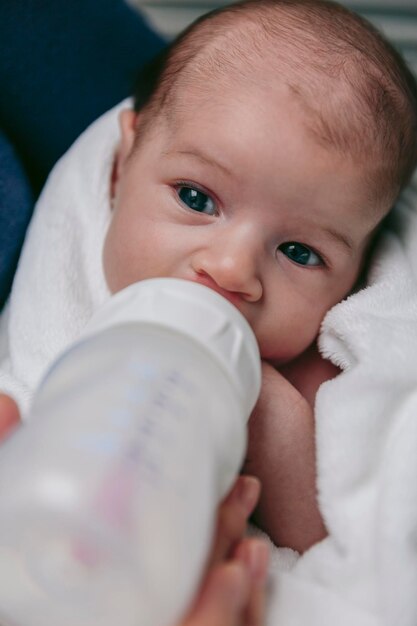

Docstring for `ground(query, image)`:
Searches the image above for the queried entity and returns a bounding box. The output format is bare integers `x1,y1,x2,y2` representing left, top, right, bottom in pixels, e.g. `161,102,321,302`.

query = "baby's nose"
191,234,263,303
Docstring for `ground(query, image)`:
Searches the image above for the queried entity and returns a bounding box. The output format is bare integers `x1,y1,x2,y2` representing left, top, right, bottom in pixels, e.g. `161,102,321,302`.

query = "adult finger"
209,476,260,568
0,394,20,440
232,538,270,626
181,560,250,626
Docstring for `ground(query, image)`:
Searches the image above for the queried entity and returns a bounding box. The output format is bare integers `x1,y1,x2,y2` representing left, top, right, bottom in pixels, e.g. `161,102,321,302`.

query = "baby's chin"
259,336,323,368
255,333,312,367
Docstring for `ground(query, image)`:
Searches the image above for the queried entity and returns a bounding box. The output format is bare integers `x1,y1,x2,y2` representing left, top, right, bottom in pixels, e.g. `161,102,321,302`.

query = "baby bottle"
0,278,261,626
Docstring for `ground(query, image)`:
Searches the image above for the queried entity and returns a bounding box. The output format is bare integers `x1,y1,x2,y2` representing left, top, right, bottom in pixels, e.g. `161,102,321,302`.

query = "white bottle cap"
84,278,261,417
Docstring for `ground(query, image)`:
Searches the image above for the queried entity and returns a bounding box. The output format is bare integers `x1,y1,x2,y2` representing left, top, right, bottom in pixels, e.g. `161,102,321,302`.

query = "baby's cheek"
253,296,327,365
102,225,118,294
102,214,147,294
102,219,140,294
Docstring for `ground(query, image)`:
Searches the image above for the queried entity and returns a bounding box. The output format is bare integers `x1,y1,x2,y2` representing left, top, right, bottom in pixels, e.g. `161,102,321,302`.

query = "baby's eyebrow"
163,148,236,179
322,226,354,253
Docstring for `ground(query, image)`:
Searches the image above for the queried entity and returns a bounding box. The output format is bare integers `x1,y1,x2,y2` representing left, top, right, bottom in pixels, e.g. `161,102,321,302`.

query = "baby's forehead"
169,16,349,130
163,74,388,227
175,18,295,90
142,1,416,213
170,41,342,155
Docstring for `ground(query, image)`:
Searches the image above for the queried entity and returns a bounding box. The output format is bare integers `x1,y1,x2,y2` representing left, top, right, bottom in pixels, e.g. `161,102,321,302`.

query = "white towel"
262,179,417,626
0,101,124,416
1,101,417,626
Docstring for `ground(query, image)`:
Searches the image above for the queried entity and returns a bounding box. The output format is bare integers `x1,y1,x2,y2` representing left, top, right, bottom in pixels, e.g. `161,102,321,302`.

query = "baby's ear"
116,109,138,171
111,109,138,200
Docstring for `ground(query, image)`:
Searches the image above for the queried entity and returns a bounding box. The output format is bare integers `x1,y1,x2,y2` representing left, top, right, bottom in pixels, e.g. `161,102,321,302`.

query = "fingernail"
246,541,269,584
237,476,260,515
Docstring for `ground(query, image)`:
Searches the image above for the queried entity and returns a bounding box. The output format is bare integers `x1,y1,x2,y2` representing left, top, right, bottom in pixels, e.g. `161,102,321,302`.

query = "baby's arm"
243,344,339,554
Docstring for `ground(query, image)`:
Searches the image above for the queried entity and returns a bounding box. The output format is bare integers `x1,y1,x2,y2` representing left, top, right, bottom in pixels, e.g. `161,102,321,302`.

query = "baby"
103,0,417,552
1,0,417,559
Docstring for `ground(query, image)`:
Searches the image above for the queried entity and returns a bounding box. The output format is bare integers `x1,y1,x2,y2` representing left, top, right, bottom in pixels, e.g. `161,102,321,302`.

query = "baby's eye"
279,242,323,267
177,186,216,215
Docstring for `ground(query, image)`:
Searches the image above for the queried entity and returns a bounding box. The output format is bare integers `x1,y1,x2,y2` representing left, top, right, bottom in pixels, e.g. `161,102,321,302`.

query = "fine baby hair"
134,0,417,208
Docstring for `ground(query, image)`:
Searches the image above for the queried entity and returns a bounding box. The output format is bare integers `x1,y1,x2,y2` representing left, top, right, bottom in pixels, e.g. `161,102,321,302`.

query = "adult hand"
0,394,269,626
180,475,269,626
0,393,20,439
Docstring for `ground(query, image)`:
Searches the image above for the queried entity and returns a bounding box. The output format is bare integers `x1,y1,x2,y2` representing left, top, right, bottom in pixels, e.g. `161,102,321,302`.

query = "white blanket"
1,101,417,626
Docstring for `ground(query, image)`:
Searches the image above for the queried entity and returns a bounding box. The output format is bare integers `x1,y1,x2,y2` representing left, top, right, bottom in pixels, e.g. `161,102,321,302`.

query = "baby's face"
104,84,383,363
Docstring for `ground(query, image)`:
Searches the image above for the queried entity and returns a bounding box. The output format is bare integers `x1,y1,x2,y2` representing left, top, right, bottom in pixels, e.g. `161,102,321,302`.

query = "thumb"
0,394,20,441
183,562,250,626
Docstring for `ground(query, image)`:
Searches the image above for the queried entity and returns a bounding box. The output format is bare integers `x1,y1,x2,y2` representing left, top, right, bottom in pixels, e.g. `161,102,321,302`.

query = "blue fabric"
0,0,166,309
0,131,34,308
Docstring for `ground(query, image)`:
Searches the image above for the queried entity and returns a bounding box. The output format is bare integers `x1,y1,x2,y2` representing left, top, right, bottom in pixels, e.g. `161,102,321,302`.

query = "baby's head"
104,0,417,364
